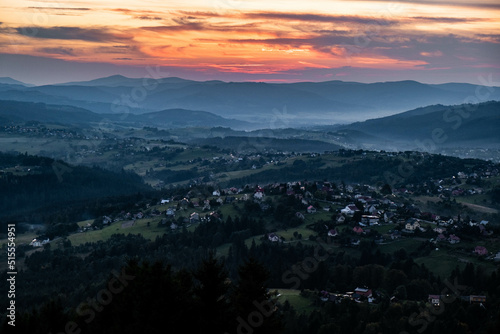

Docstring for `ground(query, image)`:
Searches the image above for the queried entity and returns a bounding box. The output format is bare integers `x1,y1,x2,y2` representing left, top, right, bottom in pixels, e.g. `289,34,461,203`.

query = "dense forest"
3,232,499,333
0,152,150,223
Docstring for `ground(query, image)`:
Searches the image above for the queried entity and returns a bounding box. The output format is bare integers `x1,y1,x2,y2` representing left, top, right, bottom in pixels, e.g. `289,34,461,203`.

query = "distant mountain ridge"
0,77,34,86
0,100,251,129
1,75,499,126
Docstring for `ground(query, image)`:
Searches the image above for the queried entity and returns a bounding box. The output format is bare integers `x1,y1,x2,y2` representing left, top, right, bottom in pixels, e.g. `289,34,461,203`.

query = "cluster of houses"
428,294,487,308
320,287,375,304
317,287,488,307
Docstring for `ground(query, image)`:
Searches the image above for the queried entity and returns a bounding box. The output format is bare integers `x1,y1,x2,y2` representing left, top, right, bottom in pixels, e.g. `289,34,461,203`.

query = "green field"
414,251,467,279
68,217,166,246
274,289,319,314
378,237,422,254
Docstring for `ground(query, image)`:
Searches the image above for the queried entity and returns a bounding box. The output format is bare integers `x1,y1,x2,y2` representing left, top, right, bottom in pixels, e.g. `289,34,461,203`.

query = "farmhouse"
405,219,420,231
474,246,488,256
341,204,360,216
448,234,461,244
307,205,317,214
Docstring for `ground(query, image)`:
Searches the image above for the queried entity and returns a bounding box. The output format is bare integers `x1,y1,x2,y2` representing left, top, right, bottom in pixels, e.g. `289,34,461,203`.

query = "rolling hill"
334,101,500,150
0,100,252,129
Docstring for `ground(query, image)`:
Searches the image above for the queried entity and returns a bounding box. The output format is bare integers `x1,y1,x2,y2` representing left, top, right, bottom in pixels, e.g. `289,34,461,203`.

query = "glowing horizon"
0,0,499,85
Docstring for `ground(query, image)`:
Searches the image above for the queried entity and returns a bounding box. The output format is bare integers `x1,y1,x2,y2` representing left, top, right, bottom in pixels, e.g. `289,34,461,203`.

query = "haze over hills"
1,75,499,126
331,101,500,151
1,98,498,158
0,100,251,130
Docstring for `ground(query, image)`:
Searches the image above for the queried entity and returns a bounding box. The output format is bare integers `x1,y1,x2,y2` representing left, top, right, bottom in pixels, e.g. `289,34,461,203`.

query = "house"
405,219,420,231
341,204,360,216
30,238,42,247
428,294,440,307
254,191,264,200
437,233,446,242
328,229,339,237
433,227,446,234
355,287,372,298
30,238,49,247
389,230,401,239
384,211,396,223
478,224,487,235
351,239,360,246
361,215,380,225
469,295,486,304
389,203,399,212
494,252,500,262
161,199,170,204
307,205,317,214
319,290,337,302
212,190,221,196
166,208,175,217
170,223,178,230
448,234,460,244
102,216,112,225
189,212,200,223
336,214,346,224
366,205,378,215
268,233,281,242
474,246,488,256
353,226,363,234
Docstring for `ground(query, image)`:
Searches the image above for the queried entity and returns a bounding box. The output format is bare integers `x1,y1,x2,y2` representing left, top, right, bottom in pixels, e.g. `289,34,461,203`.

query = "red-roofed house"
353,226,363,234
474,246,488,256
449,234,461,244
355,287,372,298
307,205,317,214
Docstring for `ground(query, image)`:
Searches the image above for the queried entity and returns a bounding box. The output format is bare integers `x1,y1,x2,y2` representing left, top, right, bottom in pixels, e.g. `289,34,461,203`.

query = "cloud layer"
0,0,498,84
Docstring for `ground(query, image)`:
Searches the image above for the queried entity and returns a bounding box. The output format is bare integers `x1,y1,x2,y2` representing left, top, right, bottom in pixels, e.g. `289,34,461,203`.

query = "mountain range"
1,75,499,126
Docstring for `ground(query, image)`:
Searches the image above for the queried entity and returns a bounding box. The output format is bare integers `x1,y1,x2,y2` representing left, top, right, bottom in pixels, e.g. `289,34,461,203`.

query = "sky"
0,0,499,85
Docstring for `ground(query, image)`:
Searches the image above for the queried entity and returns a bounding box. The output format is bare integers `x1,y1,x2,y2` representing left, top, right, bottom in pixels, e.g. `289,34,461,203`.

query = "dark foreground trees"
9,255,282,334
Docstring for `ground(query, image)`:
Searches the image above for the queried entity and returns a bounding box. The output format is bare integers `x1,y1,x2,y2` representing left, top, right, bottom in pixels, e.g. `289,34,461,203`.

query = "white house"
268,233,281,242
405,219,420,231
341,204,360,216
30,238,49,247
189,212,200,223
307,205,317,214
254,192,264,200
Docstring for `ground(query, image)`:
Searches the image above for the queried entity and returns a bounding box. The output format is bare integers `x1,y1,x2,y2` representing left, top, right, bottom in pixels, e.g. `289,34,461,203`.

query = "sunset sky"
0,0,499,85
